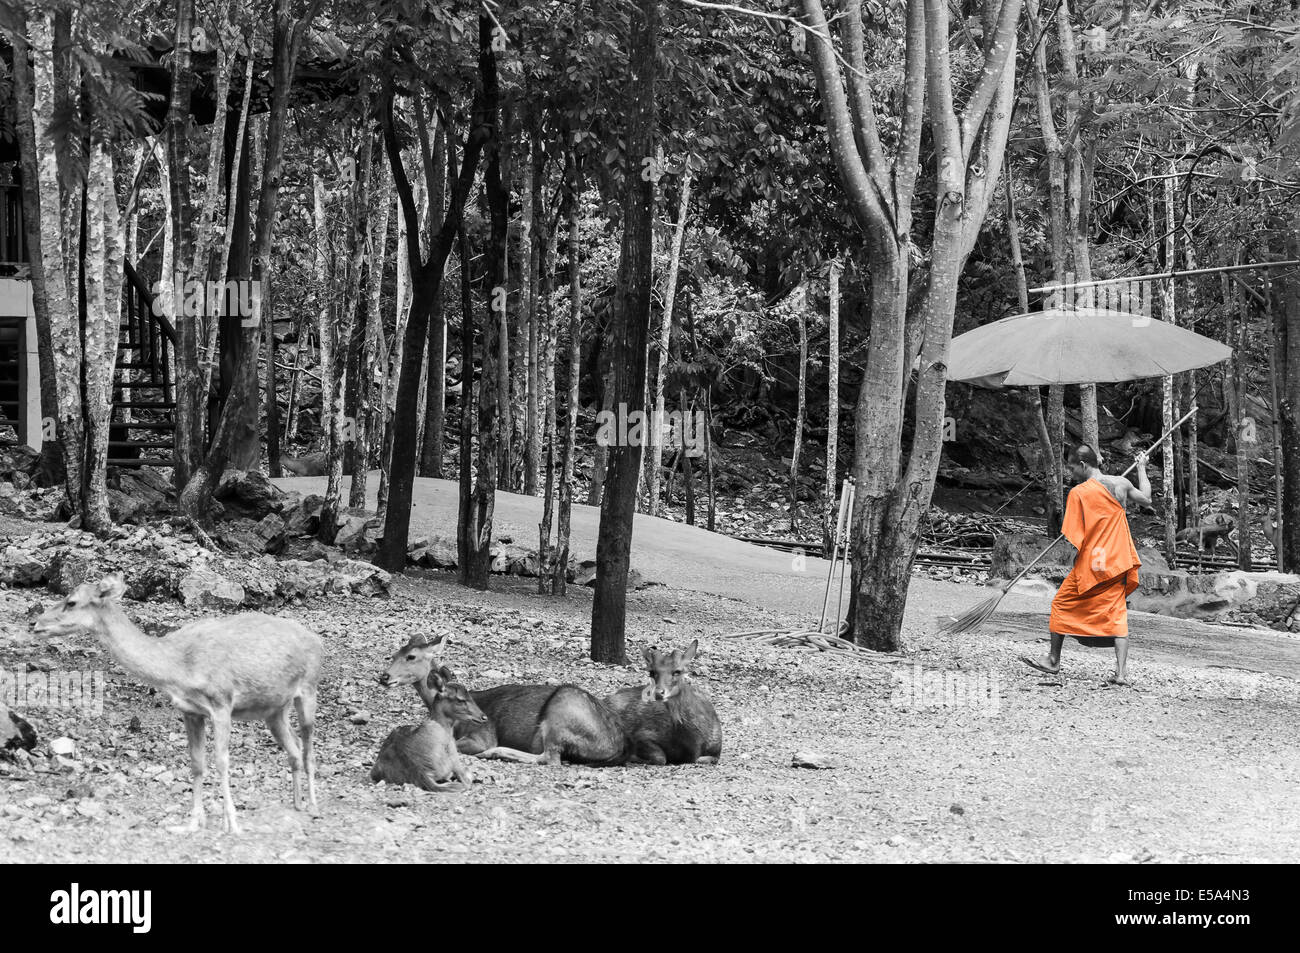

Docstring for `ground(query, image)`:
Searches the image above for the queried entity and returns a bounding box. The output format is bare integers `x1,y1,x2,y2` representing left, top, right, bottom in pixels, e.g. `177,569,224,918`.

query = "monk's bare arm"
1125,452,1153,507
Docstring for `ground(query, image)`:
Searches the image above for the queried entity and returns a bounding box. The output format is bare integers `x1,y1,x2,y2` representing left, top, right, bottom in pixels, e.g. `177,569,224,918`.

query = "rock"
490,542,538,576
1,705,37,752
989,533,1075,583
214,469,282,520
281,537,335,563
178,568,245,611
0,444,42,482
116,468,174,510
48,736,77,757
573,559,645,590
0,545,50,586
213,518,265,556
49,550,99,595
283,494,324,537
107,488,148,524
333,514,371,552
349,711,371,725
329,559,391,596
277,558,390,599
791,749,835,769
254,512,287,553
424,536,458,569
1137,545,1169,571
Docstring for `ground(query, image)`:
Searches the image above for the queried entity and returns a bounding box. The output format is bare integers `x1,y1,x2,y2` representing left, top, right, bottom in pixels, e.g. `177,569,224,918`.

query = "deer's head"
34,574,127,637
641,640,699,702
432,682,488,726
379,633,449,688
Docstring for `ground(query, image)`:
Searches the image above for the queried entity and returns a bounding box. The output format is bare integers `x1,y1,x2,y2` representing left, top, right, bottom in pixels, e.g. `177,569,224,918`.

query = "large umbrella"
946,307,1232,386
938,305,1232,636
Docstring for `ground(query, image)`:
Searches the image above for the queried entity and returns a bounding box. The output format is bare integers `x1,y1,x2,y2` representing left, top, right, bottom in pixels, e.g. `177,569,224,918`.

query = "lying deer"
33,574,323,834
370,683,485,792
381,634,628,766
605,640,722,765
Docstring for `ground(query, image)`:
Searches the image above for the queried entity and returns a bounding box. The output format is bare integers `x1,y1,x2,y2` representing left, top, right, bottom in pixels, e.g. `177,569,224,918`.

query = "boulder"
283,494,324,537
1,704,37,753
214,469,282,519
107,487,148,524
48,550,99,595
0,545,50,586
333,513,371,552
213,518,265,556
178,567,245,611
328,559,391,596
989,533,1075,583
490,542,539,576
115,469,173,513
0,444,42,483
254,512,287,553
573,559,645,590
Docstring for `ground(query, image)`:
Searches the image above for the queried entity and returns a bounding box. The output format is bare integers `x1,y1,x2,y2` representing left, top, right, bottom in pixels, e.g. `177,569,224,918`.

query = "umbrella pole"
819,478,852,633
834,478,856,638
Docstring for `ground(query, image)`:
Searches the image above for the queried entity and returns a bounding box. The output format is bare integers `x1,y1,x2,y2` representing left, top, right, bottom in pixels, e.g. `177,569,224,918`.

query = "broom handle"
999,404,1198,593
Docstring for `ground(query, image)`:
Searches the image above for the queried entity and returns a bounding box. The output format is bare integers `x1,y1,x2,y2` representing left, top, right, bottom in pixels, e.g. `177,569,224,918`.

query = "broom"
938,404,1199,635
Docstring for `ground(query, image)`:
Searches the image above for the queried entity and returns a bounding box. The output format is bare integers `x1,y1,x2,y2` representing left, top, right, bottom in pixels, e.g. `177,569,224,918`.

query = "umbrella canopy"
946,307,1232,386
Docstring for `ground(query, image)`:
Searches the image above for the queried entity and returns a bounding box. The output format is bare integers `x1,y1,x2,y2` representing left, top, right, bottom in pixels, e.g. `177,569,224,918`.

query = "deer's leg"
183,713,207,831
633,742,668,766
472,746,542,764
266,706,305,812
211,710,240,835
294,689,318,812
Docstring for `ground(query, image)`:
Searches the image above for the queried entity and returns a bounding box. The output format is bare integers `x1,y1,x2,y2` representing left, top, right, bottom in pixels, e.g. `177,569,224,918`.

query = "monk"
1023,444,1151,685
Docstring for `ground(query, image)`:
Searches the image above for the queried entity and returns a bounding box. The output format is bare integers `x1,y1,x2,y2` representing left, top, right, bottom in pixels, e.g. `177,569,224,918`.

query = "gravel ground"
3,563,1298,864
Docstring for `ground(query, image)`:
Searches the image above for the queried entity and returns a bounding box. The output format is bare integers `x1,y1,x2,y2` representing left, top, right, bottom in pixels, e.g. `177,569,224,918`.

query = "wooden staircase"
111,262,177,468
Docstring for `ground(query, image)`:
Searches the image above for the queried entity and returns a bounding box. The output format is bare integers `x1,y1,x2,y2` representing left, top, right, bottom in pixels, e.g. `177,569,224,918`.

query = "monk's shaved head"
1069,444,1101,468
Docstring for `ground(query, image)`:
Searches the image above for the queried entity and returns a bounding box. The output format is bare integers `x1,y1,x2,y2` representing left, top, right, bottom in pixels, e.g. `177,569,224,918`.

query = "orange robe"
1049,478,1142,638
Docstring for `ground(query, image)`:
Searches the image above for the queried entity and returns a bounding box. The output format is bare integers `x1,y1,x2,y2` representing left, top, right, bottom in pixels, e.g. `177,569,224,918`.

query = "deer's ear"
681,639,698,663
434,634,450,659
642,645,656,668
95,574,126,603
409,632,428,647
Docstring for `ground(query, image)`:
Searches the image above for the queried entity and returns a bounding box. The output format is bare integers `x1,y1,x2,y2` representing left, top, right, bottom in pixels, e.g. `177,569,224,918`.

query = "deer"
380,634,629,766
370,682,485,792
32,574,323,834
604,640,722,765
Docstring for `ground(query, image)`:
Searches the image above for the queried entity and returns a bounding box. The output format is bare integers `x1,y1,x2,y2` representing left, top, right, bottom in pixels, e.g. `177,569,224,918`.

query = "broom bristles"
938,591,1007,634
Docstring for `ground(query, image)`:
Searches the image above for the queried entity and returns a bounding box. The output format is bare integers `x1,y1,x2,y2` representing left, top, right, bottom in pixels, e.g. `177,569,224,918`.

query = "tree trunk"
1160,171,1177,562
178,0,313,521
648,166,692,516
375,32,491,570
590,0,658,664
823,260,840,550
789,302,807,534
80,145,125,533
28,11,84,513
418,117,448,479
552,162,582,596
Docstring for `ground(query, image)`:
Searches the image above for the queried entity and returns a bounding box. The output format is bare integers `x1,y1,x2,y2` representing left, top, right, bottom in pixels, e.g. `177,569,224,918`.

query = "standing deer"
605,640,722,765
370,683,485,792
33,574,323,834
380,634,628,766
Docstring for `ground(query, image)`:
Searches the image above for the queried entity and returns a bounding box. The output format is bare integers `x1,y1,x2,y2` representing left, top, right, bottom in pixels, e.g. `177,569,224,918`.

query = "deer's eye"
64,599,75,609
673,670,683,676
406,654,416,661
